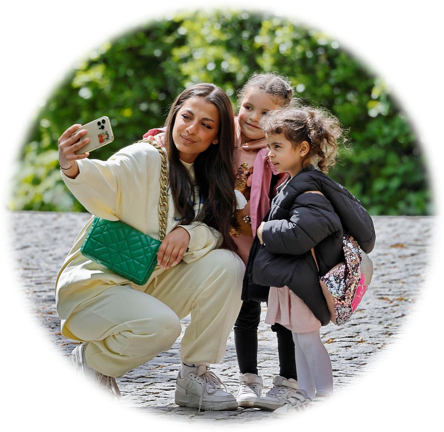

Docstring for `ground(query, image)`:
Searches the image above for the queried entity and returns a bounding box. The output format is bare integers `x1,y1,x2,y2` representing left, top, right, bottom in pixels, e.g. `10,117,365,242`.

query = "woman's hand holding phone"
58,124,91,179
58,117,114,178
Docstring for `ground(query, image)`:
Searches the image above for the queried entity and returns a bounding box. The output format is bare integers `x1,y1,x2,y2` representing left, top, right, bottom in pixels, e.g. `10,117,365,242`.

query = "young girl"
251,104,375,414
56,83,245,411
230,73,300,410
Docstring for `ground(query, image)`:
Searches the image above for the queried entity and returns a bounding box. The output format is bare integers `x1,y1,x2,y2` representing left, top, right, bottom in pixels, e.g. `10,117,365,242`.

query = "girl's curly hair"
260,102,346,172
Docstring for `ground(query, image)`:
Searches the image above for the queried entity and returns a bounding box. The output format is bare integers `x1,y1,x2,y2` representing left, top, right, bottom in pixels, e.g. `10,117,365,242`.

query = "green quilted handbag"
80,142,169,285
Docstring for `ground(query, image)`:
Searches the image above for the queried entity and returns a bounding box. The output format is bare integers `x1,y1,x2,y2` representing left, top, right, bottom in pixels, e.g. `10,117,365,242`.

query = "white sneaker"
235,373,263,407
175,364,238,411
71,343,121,399
272,390,312,417
254,375,298,411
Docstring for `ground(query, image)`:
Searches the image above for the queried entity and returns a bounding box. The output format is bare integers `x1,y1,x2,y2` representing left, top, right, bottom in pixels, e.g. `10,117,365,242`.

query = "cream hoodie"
55,142,223,337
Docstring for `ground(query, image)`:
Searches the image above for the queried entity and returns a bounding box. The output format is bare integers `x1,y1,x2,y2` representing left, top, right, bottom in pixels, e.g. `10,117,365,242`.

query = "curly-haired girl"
245,103,375,414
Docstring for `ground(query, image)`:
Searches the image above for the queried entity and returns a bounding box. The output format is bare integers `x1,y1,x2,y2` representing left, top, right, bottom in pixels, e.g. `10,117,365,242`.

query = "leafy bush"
3,2,442,215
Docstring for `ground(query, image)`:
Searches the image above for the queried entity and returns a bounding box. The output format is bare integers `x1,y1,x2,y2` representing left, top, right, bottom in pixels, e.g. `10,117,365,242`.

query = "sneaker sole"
272,406,310,419
237,400,258,408
252,401,282,411
175,393,238,411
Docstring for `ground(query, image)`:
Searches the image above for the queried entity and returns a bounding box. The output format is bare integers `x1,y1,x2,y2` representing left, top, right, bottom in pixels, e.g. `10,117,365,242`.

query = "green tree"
9,9,431,215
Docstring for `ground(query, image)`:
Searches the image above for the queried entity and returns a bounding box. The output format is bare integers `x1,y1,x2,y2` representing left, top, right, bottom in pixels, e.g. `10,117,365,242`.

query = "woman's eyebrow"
184,108,216,123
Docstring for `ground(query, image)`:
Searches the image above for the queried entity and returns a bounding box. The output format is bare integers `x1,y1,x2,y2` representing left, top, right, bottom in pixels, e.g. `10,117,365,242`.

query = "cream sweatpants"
64,249,244,378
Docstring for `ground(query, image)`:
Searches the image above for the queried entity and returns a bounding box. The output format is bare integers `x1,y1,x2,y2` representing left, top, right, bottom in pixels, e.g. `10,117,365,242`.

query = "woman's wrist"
59,161,79,178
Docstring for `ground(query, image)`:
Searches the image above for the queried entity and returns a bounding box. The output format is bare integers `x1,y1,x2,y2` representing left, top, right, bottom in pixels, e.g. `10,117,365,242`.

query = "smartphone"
74,116,114,155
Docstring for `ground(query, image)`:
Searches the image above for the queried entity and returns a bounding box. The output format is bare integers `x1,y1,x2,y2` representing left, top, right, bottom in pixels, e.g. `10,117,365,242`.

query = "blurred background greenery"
8,9,431,215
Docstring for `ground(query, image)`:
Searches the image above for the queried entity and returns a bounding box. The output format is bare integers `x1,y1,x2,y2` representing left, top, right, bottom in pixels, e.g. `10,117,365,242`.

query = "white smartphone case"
74,116,114,155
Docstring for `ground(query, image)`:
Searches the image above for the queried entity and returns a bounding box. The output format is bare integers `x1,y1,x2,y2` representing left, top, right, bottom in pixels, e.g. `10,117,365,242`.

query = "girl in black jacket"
250,103,375,415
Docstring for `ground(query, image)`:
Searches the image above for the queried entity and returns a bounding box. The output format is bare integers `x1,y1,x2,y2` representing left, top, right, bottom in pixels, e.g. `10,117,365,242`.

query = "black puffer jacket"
243,165,376,326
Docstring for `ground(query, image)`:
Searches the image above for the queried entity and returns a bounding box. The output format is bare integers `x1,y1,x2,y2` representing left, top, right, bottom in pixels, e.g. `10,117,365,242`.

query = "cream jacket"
55,142,223,329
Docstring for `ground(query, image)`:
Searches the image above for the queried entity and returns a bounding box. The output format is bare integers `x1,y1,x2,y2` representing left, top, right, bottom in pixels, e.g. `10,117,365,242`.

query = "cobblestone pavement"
8,211,433,425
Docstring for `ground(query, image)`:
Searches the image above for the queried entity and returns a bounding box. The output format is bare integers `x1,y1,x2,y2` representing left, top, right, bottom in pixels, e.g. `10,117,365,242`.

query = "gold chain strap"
139,139,169,241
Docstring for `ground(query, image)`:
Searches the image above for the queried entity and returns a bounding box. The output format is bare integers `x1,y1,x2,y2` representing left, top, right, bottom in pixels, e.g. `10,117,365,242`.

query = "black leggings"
234,299,297,380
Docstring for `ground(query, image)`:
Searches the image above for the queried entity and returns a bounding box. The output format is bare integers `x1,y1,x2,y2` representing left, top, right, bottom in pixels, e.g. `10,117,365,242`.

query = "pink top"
230,118,287,264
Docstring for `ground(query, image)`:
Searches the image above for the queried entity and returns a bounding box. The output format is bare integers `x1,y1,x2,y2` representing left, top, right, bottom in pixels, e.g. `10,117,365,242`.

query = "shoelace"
265,385,287,398
240,383,261,396
196,365,226,412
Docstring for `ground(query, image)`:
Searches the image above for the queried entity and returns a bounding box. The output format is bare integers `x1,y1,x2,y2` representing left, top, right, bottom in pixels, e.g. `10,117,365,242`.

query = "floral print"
230,162,254,237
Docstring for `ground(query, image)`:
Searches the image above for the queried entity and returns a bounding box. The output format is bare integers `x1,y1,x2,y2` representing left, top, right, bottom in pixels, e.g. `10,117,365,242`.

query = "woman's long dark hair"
164,83,238,250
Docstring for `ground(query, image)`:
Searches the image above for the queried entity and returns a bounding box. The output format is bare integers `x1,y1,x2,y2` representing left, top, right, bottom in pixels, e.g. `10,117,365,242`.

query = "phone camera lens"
102,119,106,124
97,121,101,126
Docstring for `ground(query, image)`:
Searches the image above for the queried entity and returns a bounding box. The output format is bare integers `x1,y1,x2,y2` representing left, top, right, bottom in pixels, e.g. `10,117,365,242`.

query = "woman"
56,83,244,411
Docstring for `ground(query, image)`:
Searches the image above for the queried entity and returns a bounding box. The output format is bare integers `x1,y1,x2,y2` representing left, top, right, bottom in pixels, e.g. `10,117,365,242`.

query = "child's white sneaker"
175,364,238,411
254,375,298,411
272,390,312,417
235,373,263,407
71,343,121,399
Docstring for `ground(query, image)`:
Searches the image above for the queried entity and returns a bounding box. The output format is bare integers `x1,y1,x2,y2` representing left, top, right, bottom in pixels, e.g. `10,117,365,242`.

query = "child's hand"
157,226,190,269
145,132,166,147
257,222,265,244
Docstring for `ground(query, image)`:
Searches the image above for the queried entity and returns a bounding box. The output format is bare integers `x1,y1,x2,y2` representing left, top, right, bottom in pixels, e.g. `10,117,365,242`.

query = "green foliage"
9,9,431,215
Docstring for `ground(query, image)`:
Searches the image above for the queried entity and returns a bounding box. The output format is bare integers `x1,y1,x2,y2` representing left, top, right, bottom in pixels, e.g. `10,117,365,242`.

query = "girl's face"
238,90,282,143
266,133,309,178
172,96,220,163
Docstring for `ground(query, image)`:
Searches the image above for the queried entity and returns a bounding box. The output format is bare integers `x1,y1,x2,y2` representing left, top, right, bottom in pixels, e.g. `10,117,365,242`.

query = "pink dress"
266,286,321,333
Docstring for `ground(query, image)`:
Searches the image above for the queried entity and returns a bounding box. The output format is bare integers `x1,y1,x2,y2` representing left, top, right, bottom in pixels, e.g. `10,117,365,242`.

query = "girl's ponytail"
304,108,343,172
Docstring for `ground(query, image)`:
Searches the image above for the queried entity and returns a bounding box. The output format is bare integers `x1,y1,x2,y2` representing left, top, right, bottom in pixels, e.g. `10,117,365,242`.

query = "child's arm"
261,193,341,255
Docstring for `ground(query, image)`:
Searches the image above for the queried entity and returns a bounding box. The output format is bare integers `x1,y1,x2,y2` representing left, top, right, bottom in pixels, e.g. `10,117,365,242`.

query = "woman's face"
172,96,220,163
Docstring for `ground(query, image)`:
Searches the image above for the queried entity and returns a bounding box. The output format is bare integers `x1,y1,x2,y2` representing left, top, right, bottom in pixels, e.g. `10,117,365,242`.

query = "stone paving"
8,211,433,424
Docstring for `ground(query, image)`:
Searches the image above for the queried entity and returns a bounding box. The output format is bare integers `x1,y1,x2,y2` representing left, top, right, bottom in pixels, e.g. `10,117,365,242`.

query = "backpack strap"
304,190,323,273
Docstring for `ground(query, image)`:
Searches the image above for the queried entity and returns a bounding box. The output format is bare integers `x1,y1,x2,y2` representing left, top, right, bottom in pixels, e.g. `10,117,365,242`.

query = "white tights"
292,330,333,400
